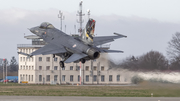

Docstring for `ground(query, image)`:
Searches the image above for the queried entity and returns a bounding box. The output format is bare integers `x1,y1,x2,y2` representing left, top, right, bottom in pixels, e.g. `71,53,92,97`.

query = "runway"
0,96,180,101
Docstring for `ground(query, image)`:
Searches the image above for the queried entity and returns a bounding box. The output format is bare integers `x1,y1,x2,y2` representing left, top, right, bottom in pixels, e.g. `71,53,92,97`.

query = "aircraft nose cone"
29,27,39,35
29,27,35,33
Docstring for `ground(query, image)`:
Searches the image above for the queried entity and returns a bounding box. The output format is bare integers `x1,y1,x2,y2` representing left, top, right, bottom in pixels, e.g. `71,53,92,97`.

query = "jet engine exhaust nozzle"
86,48,100,59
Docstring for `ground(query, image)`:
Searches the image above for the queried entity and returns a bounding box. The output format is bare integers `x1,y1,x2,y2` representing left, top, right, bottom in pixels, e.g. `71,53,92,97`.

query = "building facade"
17,35,131,85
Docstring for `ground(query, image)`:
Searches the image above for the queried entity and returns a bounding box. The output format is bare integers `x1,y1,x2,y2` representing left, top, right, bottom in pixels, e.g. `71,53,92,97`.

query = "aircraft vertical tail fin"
81,18,96,45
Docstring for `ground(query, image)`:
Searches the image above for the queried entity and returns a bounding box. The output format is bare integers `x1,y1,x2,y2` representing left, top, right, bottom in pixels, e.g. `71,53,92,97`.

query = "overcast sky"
0,0,180,63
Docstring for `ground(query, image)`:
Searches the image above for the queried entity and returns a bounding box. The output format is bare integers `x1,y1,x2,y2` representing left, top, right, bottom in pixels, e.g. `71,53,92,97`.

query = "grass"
0,82,180,97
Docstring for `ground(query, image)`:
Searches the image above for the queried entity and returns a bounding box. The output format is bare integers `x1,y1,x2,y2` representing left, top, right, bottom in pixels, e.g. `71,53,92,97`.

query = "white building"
17,35,131,85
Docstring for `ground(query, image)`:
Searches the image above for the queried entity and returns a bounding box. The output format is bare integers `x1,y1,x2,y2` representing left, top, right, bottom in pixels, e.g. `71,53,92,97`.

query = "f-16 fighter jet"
18,19,127,68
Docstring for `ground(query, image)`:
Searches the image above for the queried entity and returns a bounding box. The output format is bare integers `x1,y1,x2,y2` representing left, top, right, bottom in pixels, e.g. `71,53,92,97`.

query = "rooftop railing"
17,44,44,48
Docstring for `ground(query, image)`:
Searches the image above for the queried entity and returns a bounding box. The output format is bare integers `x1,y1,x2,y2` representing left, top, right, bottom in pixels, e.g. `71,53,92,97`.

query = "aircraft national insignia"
72,44,77,48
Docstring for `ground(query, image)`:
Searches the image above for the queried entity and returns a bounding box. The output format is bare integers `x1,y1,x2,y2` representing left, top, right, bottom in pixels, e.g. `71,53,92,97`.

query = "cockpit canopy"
39,22,55,29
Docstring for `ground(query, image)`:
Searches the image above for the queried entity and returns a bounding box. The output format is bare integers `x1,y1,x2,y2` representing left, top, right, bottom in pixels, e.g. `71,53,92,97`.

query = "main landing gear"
59,59,86,68
81,59,86,64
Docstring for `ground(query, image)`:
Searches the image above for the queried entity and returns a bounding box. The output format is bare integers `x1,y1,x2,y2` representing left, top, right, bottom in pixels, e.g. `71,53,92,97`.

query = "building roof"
24,35,41,39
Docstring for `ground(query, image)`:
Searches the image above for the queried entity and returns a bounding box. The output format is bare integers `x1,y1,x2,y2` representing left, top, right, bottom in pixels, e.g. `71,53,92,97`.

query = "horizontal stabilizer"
64,53,87,63
18,52,32,57
93,33,127,46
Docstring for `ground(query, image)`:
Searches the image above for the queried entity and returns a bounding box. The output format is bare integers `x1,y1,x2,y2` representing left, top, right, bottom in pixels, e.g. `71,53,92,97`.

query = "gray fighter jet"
18,18,127,68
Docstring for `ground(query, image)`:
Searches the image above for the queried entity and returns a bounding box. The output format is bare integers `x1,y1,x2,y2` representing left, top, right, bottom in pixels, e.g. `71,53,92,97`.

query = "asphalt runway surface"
0,96,180,101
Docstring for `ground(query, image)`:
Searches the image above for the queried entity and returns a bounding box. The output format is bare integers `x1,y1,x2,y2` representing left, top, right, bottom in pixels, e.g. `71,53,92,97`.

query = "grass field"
0,82,180,97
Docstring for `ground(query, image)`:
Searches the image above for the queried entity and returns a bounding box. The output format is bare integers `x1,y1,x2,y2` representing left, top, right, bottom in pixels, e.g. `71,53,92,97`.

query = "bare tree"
167,32,180,60
120,51,168,71
167,32,180,70
138,51,168,70
10,56,18,72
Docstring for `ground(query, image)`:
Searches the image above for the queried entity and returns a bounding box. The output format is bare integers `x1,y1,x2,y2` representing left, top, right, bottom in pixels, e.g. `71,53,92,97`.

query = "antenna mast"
76,0,85,36
58,10,65,31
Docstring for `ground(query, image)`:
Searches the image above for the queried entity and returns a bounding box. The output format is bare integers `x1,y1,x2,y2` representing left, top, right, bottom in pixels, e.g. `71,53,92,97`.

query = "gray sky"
0,0,180,63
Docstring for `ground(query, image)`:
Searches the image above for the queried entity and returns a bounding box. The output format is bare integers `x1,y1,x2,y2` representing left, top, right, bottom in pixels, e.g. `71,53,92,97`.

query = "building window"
26,66,28,70
54,66,58,70
39,57,42,61
20,66,22,70
62,67,65,70
70,66,73,70
20,57,22,62
86,75,89,82
39,75,42,82
29,49,31,53
46,57,50,62
94,66,97,71
20,75,22,81
101,66,104,71
109,75,113,82
76,66,80,71
46,66,50,70
70,75,73,82
62,75,65,81
23,57,25,62
32,66,34,70
31,75,33,81
46,75,50,82
23,66,25,70
124,78,127,82
101,75,105,82
93,75,97,81
23,75,25,81
54,75,58,82
78,75,80,82
29,75,30,81
85,66,89,71
29,66,31,70
26,75,27,81
39,66,42,70
117,75,120,82
54,57,58,62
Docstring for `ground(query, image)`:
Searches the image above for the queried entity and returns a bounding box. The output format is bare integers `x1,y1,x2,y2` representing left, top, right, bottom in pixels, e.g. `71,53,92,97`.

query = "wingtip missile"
114,33,127,38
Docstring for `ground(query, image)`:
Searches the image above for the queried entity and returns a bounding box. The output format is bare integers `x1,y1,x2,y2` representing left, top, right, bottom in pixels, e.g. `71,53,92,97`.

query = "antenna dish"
87,9,90,13
80,0,83,4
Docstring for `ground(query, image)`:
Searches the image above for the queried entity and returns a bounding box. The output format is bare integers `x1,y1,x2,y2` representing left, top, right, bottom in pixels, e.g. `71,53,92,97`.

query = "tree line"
0,56,18,77
111,32,180,71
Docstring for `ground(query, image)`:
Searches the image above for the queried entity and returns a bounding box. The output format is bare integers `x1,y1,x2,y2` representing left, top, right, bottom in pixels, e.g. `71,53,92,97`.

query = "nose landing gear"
59,61,65,68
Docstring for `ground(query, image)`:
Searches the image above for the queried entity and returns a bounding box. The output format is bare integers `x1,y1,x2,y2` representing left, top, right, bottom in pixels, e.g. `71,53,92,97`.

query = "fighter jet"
18,18,127,68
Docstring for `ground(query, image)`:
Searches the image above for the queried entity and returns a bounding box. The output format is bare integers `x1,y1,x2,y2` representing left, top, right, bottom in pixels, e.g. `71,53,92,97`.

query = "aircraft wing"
93,33,127,46
18,43,67,56
64,53,87,63
31,44,67,55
